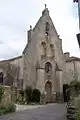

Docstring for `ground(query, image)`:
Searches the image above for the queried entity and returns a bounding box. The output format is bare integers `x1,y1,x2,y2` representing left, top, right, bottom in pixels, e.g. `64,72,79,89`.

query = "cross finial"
44,4,47,9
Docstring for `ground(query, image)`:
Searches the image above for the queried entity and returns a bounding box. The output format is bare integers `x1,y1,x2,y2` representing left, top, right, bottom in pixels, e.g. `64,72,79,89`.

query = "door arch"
45,80,52,103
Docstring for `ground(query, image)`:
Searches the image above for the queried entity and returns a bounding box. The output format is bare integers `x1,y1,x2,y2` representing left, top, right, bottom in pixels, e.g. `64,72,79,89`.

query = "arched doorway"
45,81,52,103
63,84,70,102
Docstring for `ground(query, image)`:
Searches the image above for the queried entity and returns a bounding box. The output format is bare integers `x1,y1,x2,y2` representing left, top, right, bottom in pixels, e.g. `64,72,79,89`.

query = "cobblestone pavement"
0,103,66,120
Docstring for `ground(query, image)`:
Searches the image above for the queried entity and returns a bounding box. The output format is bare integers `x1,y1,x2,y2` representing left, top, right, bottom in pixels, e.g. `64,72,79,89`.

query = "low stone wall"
40,92,64,104
56,92,64,103
11,88,21,102
40,94,45,104
11,89,17,102
0,86,11,106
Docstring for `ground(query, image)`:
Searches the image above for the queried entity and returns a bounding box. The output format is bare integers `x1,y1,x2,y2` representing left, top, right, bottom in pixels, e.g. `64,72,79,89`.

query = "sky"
0,0,79,60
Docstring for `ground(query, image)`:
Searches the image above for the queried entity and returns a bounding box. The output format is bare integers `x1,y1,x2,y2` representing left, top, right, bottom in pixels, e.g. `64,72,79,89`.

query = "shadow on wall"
0,72,3,85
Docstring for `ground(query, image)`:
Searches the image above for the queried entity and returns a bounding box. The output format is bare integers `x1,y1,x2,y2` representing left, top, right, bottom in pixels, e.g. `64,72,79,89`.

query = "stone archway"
45,81,52,103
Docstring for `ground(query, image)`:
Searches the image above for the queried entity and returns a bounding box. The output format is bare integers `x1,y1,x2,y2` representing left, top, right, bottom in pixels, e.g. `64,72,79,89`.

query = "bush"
24,86,41,104
19,90,24,101
0,85,4,102
5,102,16,113
19,90,24,97
0,102,16,115
70,80,80,97
75,109,80,120
25,86,33,103
32,89,41,102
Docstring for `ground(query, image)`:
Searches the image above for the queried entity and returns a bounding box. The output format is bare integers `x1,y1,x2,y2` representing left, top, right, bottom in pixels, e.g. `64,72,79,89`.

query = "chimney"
28,25,33,43
64,52,70,60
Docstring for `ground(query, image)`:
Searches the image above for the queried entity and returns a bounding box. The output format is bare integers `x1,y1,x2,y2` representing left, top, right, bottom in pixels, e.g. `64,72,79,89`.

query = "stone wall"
65,61,80,85
0,86,11,106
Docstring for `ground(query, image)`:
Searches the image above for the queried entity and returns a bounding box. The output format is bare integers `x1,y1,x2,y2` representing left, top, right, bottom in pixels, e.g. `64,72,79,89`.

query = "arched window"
45,32,49,36
41,42,46,56
50,44,54,49
41,42,46,48
50,44,54,57
45,22,50,37
45,22,50,31
45,62,52,74
0,72,3,85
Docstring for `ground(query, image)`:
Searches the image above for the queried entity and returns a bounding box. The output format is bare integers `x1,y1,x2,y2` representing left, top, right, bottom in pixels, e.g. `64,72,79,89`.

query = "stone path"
0,103,66,120
16,104,44,112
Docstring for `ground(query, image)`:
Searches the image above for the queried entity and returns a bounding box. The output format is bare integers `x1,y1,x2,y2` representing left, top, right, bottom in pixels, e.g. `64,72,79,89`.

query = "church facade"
23,7,66,102
0,7,80,103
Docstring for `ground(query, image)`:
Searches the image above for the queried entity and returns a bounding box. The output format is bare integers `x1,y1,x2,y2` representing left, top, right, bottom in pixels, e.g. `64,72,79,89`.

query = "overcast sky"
0,0,79,60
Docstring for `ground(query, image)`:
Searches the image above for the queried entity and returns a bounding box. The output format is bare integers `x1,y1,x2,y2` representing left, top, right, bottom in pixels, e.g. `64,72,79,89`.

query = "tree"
70,80,80,96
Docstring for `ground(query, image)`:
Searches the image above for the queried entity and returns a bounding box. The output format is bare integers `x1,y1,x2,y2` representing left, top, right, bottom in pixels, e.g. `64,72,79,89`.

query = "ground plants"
25,86,41,104
0,102,16,115
0,85,4,102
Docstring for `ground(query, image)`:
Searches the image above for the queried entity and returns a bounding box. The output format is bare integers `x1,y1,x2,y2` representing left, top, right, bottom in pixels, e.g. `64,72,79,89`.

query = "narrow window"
50,44,54,57
45,22,50,31
45,62,52,74
45,22,50,37
41,42,46,56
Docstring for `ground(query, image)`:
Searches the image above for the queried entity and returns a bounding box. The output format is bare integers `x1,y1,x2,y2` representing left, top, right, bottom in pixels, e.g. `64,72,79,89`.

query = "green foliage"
25,86,33,103
75,109,80,120
0,85,4,102
70,80,80,96
68,80,80,120
72,97,80,120
19,90,24,100
16,90,25,105
0,102,16,115
25,87,41,104
6,103,16,113
32,89,41,102
17,87,41,104
19,89,24,95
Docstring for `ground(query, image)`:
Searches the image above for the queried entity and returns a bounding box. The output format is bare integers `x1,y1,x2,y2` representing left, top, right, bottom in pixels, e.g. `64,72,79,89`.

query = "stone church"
0,7,80,103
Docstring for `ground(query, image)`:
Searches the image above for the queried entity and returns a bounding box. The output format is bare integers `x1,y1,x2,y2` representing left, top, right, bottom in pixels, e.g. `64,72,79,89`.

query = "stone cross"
45,4,47,9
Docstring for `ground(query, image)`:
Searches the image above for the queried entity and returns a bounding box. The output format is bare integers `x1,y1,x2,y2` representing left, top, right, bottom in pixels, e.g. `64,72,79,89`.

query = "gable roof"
23,7,59,54
0,55,22,63
66,56,80,62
